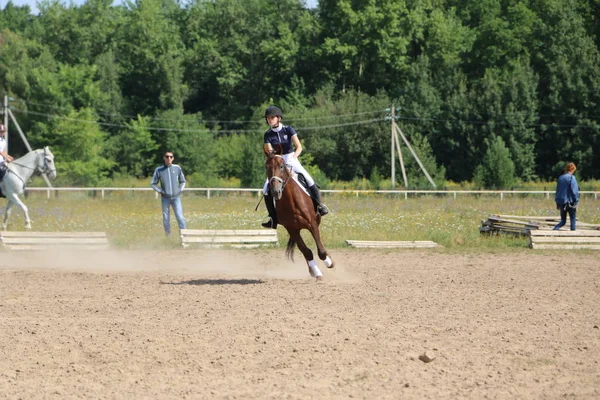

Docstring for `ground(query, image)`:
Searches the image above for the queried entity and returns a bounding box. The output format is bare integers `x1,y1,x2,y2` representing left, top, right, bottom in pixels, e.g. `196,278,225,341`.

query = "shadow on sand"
160,278,265,286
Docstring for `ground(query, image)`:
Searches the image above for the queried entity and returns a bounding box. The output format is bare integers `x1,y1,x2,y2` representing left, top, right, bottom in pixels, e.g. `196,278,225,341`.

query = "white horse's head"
39,146,57,180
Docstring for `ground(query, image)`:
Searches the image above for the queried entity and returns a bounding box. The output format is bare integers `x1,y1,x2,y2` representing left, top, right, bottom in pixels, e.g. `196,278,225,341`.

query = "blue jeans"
161,196,186,235
553,205,576,231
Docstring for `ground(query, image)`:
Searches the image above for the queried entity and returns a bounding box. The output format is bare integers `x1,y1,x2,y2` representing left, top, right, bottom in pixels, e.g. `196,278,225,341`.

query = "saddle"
296,173,309,192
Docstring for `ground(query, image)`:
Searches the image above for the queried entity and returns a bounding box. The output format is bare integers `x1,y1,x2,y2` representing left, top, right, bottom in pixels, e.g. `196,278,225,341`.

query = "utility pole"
392,107,408,188
395,124,436,188
390,106,395,188
387,105,407,188
3,95,53,187
387,103,436,189
3,95,8,150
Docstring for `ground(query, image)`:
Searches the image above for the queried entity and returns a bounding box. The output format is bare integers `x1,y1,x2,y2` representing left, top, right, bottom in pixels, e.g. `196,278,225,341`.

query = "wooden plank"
182,236,278,244
6,244,110,251
180,229,278,248
345,240,440,249
180,229,276,237
530,230,600,237
494,214,560,221
487,216,544,227
0,231,109,250
1,238,109,245
491,215,600,230
188,244,264,249
531,237,600,243
531,244,600,250
0,231,107,238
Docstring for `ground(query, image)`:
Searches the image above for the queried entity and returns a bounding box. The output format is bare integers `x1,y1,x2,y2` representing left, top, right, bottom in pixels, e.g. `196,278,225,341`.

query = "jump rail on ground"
345,240,441,249
529,230,600,250
0,231,110,250
180,229,279,248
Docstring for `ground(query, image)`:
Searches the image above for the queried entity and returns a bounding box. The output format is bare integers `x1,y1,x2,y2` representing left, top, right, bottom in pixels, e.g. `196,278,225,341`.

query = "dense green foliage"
1,0,599,188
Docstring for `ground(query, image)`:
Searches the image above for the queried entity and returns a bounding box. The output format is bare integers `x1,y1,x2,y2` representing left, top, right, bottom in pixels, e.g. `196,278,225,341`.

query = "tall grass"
5,191,599,251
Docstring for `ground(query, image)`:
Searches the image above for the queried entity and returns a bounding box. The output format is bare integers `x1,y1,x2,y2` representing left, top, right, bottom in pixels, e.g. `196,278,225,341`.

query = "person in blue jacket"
151,151,187,236
553,162,579,231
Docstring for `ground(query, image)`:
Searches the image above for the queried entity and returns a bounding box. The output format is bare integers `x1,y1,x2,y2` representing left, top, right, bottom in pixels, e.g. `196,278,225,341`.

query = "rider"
0,124,14,185
261,106,329,229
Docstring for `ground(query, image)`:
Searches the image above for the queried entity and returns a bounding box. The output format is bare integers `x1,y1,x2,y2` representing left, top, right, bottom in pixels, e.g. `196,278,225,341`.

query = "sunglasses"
164,155,174,159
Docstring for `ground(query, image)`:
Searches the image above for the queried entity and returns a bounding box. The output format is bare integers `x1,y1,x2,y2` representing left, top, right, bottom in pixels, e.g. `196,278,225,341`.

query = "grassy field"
3,190,599,251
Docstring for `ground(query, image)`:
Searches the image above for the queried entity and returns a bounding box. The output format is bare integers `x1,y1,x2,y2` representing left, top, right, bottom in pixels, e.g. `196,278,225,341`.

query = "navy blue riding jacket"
264,125,297,155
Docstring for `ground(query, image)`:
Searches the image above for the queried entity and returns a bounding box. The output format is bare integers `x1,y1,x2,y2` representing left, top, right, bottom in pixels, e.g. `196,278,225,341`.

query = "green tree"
318,0,412,94
30,108,113,186
105,116,159,178
155,109,216,179
0,2,34,33
473,135,516,189
398,130,446,189
532,0,600,179
117,0,187,115
183,0,313,118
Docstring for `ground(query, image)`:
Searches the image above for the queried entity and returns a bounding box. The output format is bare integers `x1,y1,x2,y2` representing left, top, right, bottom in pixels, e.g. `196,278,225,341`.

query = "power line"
14,105,599,131
20,99,387,124
13,108,386,133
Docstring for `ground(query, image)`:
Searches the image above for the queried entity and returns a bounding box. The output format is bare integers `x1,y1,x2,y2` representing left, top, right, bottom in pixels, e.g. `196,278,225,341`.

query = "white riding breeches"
263,153,315,195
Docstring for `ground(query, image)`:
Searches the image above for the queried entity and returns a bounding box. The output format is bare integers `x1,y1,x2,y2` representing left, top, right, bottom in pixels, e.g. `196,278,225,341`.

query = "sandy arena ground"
0,248,599,399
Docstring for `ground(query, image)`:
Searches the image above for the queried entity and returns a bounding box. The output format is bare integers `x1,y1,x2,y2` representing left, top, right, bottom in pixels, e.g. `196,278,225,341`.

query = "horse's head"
39,146,57,180
265,151,290,200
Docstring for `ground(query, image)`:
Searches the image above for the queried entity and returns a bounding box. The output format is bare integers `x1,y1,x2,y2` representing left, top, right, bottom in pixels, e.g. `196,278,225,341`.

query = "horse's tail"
285,237,296,261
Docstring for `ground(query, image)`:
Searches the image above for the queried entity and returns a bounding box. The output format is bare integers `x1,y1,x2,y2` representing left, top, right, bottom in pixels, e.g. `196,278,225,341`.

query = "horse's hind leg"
290,231,323,281
310,225,335,269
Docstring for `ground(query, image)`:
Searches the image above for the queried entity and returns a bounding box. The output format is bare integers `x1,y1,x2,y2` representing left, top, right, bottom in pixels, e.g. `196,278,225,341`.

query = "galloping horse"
265,149,334,280
1,147,57,230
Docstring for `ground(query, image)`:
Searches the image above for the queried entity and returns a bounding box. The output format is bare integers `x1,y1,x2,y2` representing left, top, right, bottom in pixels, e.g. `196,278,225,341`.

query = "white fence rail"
23,187,600,200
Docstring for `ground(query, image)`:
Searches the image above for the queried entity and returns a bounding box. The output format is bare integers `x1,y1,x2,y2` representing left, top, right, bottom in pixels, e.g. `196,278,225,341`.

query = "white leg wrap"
324,256,332,268
308,260,323,277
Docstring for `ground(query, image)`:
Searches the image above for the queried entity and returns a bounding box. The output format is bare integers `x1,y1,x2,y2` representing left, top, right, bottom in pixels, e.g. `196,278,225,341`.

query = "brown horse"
265,150,334,281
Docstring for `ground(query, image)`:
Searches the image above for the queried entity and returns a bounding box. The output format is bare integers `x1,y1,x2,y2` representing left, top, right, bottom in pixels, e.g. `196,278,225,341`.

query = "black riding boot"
308,184,329,216
261,194,278,229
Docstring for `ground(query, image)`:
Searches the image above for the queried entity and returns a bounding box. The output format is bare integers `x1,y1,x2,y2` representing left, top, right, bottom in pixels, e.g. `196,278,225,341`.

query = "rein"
7,150,53,183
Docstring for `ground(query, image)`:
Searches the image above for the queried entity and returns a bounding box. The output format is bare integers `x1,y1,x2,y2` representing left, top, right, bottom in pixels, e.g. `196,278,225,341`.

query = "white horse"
0,147,57,230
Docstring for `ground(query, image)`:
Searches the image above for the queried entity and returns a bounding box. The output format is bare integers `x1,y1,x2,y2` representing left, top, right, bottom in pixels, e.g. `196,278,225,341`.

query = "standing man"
151,151,187,236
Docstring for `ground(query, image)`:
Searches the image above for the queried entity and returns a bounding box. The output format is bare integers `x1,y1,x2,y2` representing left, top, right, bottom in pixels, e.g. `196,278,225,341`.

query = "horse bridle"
39,148,55,175
269,155,292,192
9,149,55,183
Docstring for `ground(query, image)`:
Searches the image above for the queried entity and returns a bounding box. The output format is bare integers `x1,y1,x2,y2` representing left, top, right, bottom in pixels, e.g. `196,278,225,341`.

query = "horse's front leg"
309,225,335,269
290,231,323,281
7,194,31,230
2,200,13,231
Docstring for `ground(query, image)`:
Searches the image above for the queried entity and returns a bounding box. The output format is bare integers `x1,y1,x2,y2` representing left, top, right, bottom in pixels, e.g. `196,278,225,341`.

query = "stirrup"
261,218,277,229
317,204,329,216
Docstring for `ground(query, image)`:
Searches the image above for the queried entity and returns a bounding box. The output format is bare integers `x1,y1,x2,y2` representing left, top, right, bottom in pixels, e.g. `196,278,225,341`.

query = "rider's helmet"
264,106,283,124
0,124,6,132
